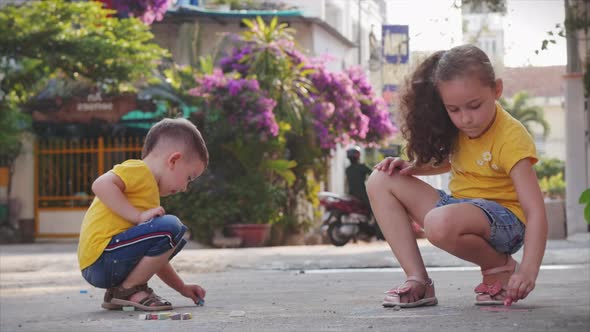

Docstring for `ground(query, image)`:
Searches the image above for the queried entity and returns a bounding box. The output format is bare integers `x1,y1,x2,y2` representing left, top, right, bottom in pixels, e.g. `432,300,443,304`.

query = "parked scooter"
318,191,383,246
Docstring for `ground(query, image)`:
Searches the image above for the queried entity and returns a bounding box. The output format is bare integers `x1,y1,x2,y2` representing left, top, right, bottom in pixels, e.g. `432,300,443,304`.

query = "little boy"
77,118,209,311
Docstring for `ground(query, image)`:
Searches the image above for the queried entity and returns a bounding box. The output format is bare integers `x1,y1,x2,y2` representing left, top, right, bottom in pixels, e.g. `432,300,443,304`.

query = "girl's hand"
180,284,206,305
505,271,536,303
136,206,165,224
374,157,415,176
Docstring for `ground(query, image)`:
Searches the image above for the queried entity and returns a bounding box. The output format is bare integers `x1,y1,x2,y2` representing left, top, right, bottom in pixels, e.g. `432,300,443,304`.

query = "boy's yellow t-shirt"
448,103,538,224
77,160,160,270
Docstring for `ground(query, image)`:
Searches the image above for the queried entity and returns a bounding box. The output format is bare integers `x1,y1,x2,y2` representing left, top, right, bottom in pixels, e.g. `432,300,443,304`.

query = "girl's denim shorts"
435,190,525,254
82,215,188,289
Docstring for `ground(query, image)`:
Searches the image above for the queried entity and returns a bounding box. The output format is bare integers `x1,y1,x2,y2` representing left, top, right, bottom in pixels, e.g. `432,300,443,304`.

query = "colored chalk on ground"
122,306,135,312
79,290,88,294
197,298,205,306
139,312,192,320
139,312,172,320
479,306,531,313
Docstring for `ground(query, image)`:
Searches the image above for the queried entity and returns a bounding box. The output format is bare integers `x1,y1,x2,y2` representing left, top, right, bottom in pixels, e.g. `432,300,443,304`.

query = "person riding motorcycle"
345,146,373,208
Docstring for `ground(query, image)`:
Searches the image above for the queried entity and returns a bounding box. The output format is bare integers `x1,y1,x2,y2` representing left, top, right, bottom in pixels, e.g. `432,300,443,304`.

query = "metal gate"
35,136,143,237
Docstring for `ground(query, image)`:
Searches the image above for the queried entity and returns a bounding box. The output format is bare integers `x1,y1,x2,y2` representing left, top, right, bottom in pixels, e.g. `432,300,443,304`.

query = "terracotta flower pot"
226,224,271,247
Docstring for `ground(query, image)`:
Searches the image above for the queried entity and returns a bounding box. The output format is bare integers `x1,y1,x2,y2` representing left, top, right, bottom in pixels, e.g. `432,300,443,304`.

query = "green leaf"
269,16,278,31
241,18,255,30
585,204,590,224
579,189,590,204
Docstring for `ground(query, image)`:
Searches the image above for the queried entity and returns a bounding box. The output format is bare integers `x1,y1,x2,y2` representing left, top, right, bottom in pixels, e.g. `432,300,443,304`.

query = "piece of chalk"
197,298,205,306
139,312,172,320
229,310,246,317
79,290,88,294
122,306,135,312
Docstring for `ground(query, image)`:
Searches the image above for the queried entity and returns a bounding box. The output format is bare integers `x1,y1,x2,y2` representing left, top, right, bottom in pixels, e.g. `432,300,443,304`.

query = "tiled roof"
500,66,565,98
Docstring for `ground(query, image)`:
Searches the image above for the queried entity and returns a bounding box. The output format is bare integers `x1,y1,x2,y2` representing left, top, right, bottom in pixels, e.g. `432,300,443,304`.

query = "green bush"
163,173,240,244
534,157,565,180
539,172,566,199
163,172,288,244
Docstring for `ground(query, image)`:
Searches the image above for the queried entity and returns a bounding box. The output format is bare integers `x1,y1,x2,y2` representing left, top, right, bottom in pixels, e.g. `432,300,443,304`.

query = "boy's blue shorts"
434,190,526,254
82,215,188,289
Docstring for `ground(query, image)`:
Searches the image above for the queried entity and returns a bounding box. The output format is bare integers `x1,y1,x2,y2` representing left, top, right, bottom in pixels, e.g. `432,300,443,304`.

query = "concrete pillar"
329,145,347,195
564,73,588,235
11,133,35,221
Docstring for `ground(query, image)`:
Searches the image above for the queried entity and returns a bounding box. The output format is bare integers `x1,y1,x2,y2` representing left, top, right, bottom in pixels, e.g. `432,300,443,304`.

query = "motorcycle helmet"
346,145,361,161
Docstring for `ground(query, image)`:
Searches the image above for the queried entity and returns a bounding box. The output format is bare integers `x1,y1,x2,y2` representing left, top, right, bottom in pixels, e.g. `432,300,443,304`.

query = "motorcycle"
318,191,383,246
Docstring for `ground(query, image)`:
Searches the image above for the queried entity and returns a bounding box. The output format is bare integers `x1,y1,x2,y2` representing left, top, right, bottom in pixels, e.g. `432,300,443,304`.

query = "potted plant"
218,17,397,240
167,17,397,246
223,174,287,246
536,158,567,238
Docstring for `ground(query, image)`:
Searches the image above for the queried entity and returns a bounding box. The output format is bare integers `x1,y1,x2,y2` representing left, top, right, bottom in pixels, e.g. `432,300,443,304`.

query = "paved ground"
1,235,589,332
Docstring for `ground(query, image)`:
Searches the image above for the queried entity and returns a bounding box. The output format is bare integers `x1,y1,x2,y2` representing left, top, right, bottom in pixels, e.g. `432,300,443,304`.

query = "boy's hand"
505,270,536,303
180,284,206,305
374,157,415,176
136,206,165,224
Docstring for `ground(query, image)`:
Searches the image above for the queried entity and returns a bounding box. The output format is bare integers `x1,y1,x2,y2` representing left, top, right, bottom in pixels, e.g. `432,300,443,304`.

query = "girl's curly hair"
399,45,496,166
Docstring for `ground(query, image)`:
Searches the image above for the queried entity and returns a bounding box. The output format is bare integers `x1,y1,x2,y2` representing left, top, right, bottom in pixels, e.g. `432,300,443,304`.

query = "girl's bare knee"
423,209,454,246
367,170,393,196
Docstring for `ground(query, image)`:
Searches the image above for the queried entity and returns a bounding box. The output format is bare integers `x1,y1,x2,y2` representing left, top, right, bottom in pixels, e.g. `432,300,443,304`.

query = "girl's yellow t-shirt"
77,160,159,270
448,103,538,224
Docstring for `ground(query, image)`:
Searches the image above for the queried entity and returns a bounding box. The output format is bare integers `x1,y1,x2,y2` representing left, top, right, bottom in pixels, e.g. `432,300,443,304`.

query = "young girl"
367,44,547,307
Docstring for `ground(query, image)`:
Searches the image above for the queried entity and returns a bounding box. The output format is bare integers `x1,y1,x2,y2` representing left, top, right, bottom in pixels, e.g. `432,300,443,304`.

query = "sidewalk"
1,234,589,274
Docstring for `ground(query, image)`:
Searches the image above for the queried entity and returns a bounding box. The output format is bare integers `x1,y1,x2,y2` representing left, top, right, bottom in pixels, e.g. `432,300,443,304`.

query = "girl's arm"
374,157,451,176
157,262,206,304
508,158,548,301
92,172,164,224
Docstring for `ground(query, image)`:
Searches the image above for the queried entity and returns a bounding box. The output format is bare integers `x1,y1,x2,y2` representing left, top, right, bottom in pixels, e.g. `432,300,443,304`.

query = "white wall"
38,210,86,235
310,24,351,71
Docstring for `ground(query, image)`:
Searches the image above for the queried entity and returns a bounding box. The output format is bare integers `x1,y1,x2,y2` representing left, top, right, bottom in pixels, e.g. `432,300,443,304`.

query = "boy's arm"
157,262,205,304
92,171,162,224
157,262,185,293
508,158,548,301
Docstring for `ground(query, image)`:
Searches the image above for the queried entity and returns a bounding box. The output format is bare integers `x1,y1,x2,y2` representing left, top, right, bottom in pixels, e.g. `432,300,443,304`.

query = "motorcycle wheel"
327,221,351,246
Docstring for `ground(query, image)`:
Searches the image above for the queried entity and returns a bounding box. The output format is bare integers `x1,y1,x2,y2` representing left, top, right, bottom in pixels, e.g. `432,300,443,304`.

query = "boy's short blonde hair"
142,118,209,166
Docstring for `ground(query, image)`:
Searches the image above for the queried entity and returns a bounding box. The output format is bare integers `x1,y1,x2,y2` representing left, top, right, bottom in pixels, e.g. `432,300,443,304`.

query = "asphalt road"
1,238,589,332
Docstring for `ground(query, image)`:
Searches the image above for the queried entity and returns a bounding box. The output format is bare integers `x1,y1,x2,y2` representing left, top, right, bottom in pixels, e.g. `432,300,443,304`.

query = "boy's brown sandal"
102,283,173,311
